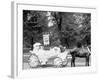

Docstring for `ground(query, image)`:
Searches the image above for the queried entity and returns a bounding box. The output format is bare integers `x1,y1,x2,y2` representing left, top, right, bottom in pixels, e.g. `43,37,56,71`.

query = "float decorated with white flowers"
28,42,70,68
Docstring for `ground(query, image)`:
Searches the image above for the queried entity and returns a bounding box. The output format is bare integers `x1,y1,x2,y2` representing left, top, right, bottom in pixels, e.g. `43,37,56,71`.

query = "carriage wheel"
53,57,63,67
62,59,68,66
28,54,40,68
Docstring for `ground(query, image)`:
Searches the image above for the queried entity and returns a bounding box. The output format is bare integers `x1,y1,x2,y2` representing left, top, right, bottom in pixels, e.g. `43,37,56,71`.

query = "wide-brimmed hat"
33,43,41,48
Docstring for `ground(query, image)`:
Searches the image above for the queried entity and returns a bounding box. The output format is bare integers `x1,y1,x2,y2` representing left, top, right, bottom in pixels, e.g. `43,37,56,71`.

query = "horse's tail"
87,46,91,56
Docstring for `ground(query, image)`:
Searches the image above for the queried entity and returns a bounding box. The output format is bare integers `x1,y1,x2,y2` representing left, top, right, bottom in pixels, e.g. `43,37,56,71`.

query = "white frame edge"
11,1,97,78
11,1,18,78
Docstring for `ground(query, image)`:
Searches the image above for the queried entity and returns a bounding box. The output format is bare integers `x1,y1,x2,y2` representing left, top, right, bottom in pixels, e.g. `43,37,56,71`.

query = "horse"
70,46,91,67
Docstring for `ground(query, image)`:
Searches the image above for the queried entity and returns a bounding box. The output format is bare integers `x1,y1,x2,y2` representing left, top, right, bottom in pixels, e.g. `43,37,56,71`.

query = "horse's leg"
87,56,89,66
71,55,73,67
86,56,89,66
71,58,73,67
71,56,75,67
73,57,75,67
85,57,87,66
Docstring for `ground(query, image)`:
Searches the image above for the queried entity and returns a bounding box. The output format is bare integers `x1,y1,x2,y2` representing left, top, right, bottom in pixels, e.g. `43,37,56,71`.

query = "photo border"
11,1,97,78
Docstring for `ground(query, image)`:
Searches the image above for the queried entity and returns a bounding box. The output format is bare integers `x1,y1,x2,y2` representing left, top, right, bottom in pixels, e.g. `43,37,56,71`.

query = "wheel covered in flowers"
28,54,40,68
53,57,63,67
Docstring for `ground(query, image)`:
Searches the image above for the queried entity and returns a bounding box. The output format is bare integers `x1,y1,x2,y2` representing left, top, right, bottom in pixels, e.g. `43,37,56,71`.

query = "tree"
23,10,91,49
23,10,47,48
57,12,91,48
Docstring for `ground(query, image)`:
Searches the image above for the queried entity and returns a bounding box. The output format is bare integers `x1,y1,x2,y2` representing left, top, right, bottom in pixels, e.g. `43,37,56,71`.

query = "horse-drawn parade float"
23,11,91,69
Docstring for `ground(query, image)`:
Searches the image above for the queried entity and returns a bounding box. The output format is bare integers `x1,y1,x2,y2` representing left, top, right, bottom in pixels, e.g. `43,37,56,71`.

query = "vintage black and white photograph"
23,10,91,69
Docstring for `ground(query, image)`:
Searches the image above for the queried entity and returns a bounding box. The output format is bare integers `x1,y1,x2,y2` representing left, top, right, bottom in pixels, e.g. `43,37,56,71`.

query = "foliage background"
23,10,91,49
